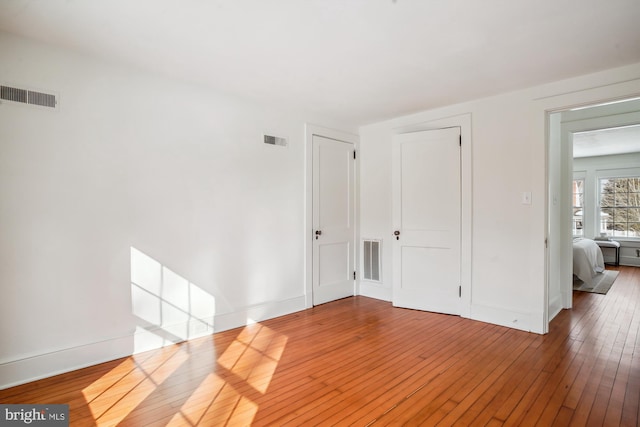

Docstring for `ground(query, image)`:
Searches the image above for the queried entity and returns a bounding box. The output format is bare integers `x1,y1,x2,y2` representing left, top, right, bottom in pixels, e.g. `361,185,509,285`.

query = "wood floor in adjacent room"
1,266,639,426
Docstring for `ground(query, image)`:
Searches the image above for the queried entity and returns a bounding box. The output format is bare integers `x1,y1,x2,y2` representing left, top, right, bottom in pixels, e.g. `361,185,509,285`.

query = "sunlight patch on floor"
168,323,288,425
81,342,200,425
218,323,288,393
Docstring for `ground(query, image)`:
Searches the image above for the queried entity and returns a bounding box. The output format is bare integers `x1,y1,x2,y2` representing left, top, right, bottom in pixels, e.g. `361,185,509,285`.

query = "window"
573,179,584,236
599,177,640,238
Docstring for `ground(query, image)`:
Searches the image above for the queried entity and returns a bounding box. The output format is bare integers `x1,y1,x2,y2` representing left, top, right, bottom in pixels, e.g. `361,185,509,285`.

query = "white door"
392,128,461,314
312,135,355,305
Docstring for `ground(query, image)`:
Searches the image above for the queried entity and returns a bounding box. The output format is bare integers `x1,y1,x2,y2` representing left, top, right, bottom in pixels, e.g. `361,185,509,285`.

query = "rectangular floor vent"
1,85,58,108
363,239,381,282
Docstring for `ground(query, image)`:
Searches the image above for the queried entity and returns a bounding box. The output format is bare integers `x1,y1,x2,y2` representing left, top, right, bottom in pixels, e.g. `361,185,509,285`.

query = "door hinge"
354,271,356,280
459,285,462,297
459,135,462,146
353,150,357,159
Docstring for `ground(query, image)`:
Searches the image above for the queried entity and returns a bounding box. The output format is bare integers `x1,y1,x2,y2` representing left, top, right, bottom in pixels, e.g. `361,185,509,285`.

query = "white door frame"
547,100,640,317
304,124,359,308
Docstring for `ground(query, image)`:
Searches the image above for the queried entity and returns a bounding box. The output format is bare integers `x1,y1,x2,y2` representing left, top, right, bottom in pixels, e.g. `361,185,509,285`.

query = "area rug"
573,270,619,294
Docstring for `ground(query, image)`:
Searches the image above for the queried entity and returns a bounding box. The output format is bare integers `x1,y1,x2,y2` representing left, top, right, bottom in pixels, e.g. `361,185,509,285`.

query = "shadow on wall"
130,247,216,353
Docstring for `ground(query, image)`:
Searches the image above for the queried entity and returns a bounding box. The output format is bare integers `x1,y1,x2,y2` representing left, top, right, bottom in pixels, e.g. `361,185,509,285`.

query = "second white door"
392,128,461,315
312,135,355,305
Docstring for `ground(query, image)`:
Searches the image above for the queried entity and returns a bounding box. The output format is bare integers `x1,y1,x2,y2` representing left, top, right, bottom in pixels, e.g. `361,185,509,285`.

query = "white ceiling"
1,0,639,126
573,124,640,158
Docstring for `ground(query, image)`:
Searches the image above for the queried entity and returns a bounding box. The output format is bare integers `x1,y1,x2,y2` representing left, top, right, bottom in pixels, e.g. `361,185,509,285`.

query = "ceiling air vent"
264,134,288,147
1,85,58,108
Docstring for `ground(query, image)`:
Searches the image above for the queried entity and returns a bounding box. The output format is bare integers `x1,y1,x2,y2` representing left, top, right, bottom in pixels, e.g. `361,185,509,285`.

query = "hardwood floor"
1,266,639,426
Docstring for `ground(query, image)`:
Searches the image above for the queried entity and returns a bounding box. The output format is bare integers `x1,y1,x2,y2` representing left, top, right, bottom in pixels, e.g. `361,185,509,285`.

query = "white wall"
359,63,640,334
3,31,640,390
0,32,354,389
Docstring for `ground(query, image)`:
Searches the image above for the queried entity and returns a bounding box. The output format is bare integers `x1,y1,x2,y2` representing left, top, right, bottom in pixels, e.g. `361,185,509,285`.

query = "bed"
573,238,605,286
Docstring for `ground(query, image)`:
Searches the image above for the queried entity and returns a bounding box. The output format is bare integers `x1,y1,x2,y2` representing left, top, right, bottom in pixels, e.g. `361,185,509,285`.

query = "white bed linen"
573,238,605,286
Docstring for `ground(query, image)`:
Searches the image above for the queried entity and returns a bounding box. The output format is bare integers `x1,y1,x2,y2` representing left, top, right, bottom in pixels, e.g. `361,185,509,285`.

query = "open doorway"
547,98,640,322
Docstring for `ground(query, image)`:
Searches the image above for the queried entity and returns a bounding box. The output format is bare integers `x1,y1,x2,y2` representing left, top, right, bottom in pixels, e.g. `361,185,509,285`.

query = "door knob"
394,230,400,240
315,230,322,240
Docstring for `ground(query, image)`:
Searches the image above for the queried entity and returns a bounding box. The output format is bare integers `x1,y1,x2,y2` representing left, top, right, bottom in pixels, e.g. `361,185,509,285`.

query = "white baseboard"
214,296,306,333
469,303,544,334
358,282,392,302
548,293,564,322
0,295,307,390
620,256,640,267
358,287,548,334
0,335,134,391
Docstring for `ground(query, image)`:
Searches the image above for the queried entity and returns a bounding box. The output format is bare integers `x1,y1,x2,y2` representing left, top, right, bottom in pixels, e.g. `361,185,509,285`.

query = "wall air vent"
1,85,58,108
1,86,27,103
264,134,288,147
363,239,381,282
